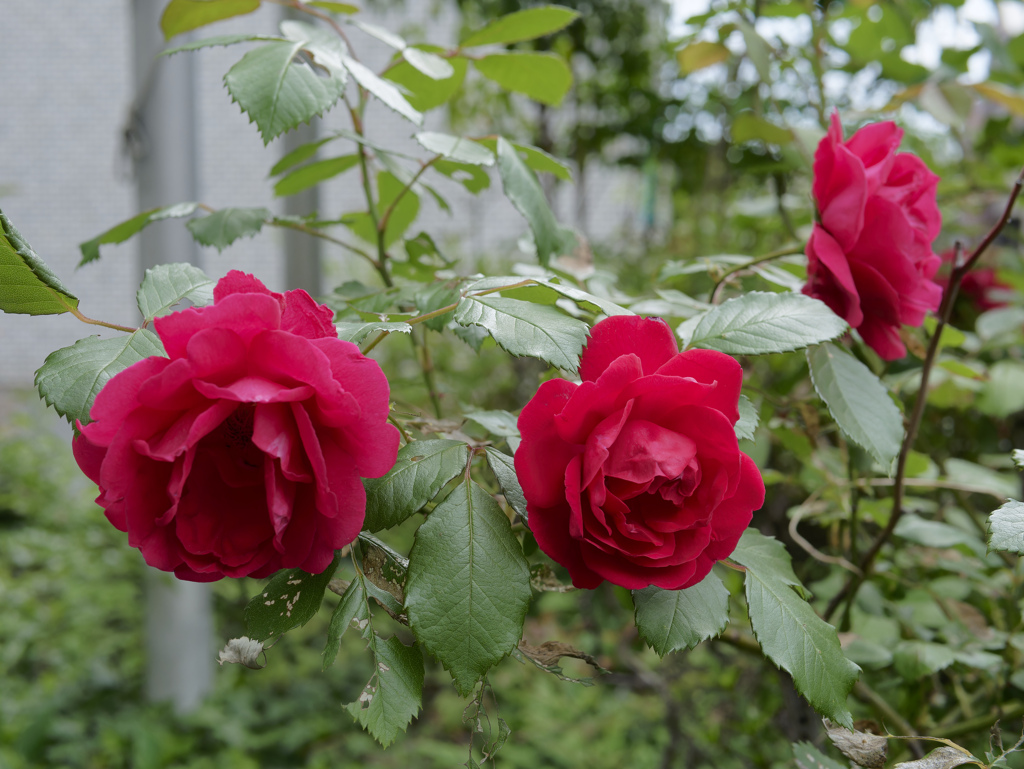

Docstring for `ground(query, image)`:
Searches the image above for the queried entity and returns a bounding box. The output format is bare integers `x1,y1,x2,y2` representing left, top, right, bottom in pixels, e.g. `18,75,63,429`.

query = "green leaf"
474,52,571,107
307,1,358,13
79,203,200,266
405,480,531,695
735,394,759,441
528,278,633,318
970,81,1024,118
350,18,406,49
403,48,455,80
0,209,79,315
342,55,423,125
496,137,561,268
136,263,215,323
807,343,904,472
244,554,341,642
363,439,470,531
484,447,528,522
731,529,859,729
977,360,1024,417
415,132,494,165
988,499,1024,554
454,294,588,374
433,159,491,193
322,577,365,671
633,571,730,655
269,136,335,175
894,514,979,550
466,410,519,437
346,172,420,248
224,40,346,144
273,154,359,197
946,458,1021,499
334,320,412,345
676,40,731,73
793,742,847,769
384,53,468,112
680,292,847,355
160,0,261,39
413,280,460,330
162,33,284,56
345,593,425,747
475,138,572,180
732,112,792,145
460,5,579,47
348,22,453,79
893,640,955,680
186,207,270,250
35,330,166,424
735,16,772,82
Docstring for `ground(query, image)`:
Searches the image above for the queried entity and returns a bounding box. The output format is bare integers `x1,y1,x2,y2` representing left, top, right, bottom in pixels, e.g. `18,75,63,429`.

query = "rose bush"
72,271,399,581
802,113,943,360
515,315,765,590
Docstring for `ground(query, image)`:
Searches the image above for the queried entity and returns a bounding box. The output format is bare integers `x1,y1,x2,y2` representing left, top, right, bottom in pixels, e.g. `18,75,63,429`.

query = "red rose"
73,271,399,582
803,113,943,361
515,315,765,590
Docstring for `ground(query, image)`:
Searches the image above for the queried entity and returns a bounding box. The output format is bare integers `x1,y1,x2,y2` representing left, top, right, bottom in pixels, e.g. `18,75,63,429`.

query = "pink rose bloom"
803,113,943,360
73,271,399,581
515,315,765,590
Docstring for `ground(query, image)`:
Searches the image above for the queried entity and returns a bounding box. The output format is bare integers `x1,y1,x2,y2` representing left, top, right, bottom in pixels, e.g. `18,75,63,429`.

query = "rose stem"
708,244,805,304
823,164,1024,623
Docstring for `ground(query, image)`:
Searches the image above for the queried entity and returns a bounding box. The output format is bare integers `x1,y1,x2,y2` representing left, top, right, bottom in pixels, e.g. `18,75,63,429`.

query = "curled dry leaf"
529,563,576,593
218,636,266,669
893,746,984,769
518,640,604,670
823,718,888,769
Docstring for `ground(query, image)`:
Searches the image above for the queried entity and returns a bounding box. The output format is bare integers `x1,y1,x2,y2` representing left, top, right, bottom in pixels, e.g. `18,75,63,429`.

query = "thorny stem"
353,120,393,289
414,326,443,419
388,413,412,444
823,164,1024,623
270,218,380,269
709,244,805,303
377,157,439,236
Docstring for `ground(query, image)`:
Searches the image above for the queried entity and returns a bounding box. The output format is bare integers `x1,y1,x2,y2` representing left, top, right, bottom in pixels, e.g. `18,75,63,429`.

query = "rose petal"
578,315,678,383
516,378,581,508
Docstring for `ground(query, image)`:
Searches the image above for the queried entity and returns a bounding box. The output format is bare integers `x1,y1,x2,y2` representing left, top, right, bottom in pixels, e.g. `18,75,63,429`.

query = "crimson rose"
73,271,399,581
515,315,765,590
803,113,943,361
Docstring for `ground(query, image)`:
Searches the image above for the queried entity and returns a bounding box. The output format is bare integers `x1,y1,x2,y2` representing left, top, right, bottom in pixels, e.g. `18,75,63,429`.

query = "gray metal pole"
131,0,213,714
